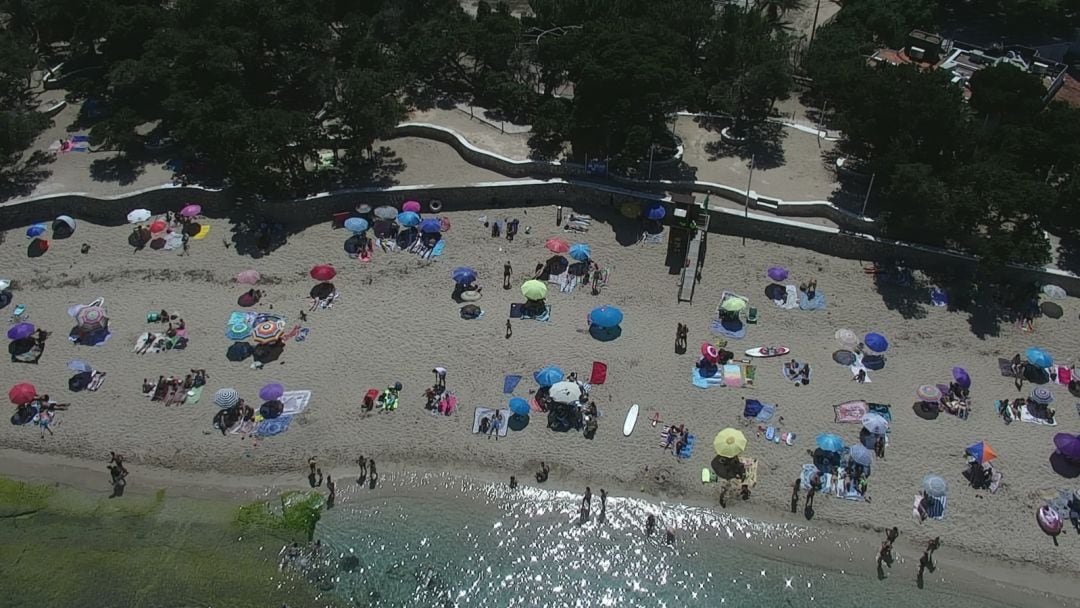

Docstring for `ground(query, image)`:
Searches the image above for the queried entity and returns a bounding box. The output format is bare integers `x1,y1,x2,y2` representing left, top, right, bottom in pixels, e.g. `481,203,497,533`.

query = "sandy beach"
2,202,1080,599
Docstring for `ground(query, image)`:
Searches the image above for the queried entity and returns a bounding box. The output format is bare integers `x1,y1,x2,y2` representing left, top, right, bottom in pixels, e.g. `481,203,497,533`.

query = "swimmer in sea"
645,514,657,536
665,528,675,545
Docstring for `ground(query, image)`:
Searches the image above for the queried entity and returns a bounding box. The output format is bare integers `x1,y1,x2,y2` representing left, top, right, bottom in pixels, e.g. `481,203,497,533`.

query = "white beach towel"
280,390,312,416
1019,405,1057,426
849,355,872,383
472,407,510,437
780,285,800,309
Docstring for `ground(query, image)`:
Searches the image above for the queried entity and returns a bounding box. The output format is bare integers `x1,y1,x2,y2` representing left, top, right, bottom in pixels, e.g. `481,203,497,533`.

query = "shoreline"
4,447,1079,607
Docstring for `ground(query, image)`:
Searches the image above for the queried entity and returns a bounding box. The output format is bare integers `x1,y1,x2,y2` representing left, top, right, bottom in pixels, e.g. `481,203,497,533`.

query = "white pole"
647,144,655,180
743,155,755,246
862,173,876,217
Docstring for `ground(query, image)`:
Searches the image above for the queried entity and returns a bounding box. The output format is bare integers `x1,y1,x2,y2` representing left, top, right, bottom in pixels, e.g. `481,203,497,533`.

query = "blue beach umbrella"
226,322,251,341
589,305,624,328
965,441,997,464
864,332,889,353
451,267,477,284
644,203,666,220
419,218,442,234
7,322,35,341
534,366,564,387
509,397,530,417
1026,347,1053,369
26,223,47,238
396,211,420,228
569,243,591,262
344,217,369,233
922,474,948,498
816,433,845,453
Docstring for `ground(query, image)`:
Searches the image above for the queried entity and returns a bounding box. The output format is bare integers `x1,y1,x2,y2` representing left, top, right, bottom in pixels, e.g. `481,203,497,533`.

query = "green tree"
968,63,1047,125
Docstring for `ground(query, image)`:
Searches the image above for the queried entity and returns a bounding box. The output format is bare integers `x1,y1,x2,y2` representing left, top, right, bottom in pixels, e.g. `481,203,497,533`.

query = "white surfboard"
623,404,640,436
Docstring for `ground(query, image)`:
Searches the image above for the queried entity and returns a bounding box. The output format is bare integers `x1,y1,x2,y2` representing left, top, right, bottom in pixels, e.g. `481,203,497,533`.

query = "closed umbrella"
549,381,582,403
861,412,890,435
419,218,442,234
26,223,47,238
922,474,948,498
310,265,336,281
965,441,997,464
835,328,858,347
75,305,108,332
402,200,422,213
864,332,889,352
236,270,261,285
396,211,420,227
701,342,720,363
374,206,398,220
720,298,746,312
509,397,531,416
344,217,369,233
252,320,283,344
521,280,548,301
644,203,666,220
259,383,284,401
9,382,37,404
916,385,942,402
849,444,874,467
67,360,94,373
713,428,748,458
1030,386,1054,405
1026,347,1053,368
589,306,623,328
534,366,564,387
214,388,239,408
816,433,845,453
767,266,788,282
180,204,202,217
7,322,35,341
1053,433,1080,461
452,267,476,284
569,243,591,262
127,209,151,223
545,238,570,254
952,367,971,389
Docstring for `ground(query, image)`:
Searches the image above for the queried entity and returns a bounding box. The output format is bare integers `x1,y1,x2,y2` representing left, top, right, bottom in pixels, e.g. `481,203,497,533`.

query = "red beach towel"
590,361,608,385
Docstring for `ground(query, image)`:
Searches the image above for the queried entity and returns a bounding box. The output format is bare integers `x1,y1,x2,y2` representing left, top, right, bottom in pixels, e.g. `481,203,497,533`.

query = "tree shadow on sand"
703,121,786,170
0,151,54,202
90,156,144,186
315,146,406,191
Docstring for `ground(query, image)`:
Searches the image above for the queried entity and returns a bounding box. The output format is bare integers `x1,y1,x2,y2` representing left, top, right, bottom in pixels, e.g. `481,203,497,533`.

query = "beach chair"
9,304,27,323
701,468,718,483
746,307,759,324
362,389,380,412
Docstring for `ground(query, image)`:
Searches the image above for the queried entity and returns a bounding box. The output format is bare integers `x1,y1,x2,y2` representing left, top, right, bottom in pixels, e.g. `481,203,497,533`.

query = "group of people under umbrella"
210,383,289,435
341,201,446,256
513,366,599,436
127,204,204,252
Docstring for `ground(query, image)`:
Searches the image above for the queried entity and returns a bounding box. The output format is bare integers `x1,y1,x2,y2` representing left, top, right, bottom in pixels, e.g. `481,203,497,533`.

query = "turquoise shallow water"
299,473,1023,608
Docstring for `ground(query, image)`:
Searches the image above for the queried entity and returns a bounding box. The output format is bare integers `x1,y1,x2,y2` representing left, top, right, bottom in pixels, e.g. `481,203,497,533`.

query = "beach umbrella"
310,282,336,300
226,342,253,361
7,322,35,341
509,397,530,417
764,283,785,300
452,267,476,285
849,444,874,467
26,223,47,238
53,215,76,236
396,211,420,227
252,320,284,344
861,412,890,435
589,305,624,328
545,238,570,254
835,329,858,347
1053,433,1080,461
1026,347,1053,368
344,217,369,233
832,350,856,365
214,388,240,408
28,237,50,256
521,279,547,301
1030,386,1055,405
916,385,942,402
236,269,261,285
310,265,336,281
952,367,971,389
922,474,948,498
149,219,167,233
259,383,285,401
644,203,666,220
864,332,889,352
720,298,747,312
9,382,37,405
1042,284,1067,299
701,342,720,363
767,266,789,282
127,209,151,223
713,428,748,458
180,204,202,217
569,243,591,262
226,321,251,341
355,203,372,215
965,441,997,464
620,202,642,218
534,366,564,387
374,205,398,220
67,360,94,373
75,304,108,332
549,381,582,403
402,200,422,213
815,433,845,453
419,218,442,234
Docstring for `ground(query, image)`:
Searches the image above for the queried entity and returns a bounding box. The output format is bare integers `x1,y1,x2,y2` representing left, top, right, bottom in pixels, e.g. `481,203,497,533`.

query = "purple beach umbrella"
7,322,35,341
767,266,789,282
952,367,971,389
259,383,285,401
1054,433,1080,461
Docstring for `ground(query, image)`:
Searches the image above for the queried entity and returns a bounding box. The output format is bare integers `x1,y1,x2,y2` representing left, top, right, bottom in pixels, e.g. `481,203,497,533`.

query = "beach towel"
740,458,759,487
71,134,90,143
430,240,446,257
782,363,812,384
255,415,293,437
503,375,522,394
520,305,551,322
834,400,869,423
163,232,184,250
841,486,867,501
230,419,255,435
590,361,608,385
798,291,827,310
927,495,947,520
1020,405,1058,425
509,303,523,318
710,318,747,339
780,285,800,309
658,429,695,458
184,385,204,405
691,365,724,389
472,407,510,437
1057,366,1072,385
743,399,764,418
640,231,662,244
997,358,1016,377
755,403,776,423
930,288,948,307
548,270,568,287
192,225,211,240
849,358,872,383
280,390,312,416
723,364,744,388
132,332,168,354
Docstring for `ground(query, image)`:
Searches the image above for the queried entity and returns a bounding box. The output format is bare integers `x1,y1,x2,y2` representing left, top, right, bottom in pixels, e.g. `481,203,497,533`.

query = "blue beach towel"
927,495,947,520
930,288,948,307
691,365,724,389
503,375,522,394
755,403,776,423
678,434,695,458
710,318,747,339
743,399,764,417
521,305,551,322
798,291,827,310
800,463,821,490
430,240,446,257
255,414,293,437
71,134,90,143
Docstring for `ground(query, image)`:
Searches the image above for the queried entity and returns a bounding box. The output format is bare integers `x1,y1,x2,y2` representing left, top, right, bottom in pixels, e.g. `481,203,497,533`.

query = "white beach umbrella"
835,328,858,347
861,413,890,435
127,208,152,224
549,381,582,403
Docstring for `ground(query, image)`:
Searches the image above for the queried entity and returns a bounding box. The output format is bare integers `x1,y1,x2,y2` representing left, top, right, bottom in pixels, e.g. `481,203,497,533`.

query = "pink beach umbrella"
701,342,720,363
236,270,261,285
180,204,202,218
402,200,422,213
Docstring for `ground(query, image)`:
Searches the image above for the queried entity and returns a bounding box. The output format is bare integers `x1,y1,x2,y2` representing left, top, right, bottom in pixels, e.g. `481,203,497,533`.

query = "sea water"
307,473,1019,608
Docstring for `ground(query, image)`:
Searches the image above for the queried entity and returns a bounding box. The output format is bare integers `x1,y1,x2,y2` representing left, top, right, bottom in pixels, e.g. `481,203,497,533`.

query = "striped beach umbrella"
916,385,942,402
75,305,108,332
252,320,283,344
214,388,239,408
1030,386,1054,405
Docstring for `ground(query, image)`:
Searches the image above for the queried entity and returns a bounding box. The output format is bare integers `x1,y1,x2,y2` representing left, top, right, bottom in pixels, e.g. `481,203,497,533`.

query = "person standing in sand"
505,319,512,339
535,462,549,483
927,536,940,559
433,367,446,390
790,478,800,513
326,475,336,508
503,261,512,289
308,457,317,487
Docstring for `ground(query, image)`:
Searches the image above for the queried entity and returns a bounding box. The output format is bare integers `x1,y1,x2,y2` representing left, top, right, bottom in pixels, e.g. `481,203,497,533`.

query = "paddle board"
745,346,790,358
623,404,639,436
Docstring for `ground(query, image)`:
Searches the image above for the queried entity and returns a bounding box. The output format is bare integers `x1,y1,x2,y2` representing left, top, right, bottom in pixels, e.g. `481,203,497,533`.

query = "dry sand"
2,202,1080,589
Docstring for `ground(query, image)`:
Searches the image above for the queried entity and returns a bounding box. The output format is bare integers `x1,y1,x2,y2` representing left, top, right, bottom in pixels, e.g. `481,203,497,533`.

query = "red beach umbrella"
545,238,570,254
310,265,336,281
149,219,167,233
701,342,720,363
9,383,37,405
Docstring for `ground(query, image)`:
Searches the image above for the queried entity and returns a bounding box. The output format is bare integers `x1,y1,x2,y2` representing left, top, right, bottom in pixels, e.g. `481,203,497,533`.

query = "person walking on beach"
308,457,317,487
579,487,592,524
316,468,324,487
509,476,518,489
917,551,930,581
886,526,899,544
875,435,886,459
535,462,549,483
877,541,893,568
503,261,513,289
790,478,800,513
108,461,128,498
599,488,608,523
927,536,940,560
505,319,512,339
1012,353,1024,391
368,460,378,488
326,475,336,508
645,514,657,536
356,456,368,485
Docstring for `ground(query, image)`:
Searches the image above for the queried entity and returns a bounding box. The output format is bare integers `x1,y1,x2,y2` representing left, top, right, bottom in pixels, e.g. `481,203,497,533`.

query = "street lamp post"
743,154,755,246
861,173,876,217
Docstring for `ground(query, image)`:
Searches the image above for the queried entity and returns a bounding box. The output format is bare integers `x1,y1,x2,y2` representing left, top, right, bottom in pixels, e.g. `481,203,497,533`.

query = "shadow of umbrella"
254,341,285,364
1024,364,1050,384
1050,452,1080,478
226,342,254,362
310,282,336,299
832,350,856,365
711,455,747,480
27,238,49,258
507,414,530,431
183,222,201,237
764,283,785,301
912,401,940,420
149,237,166,250
1041,301,1064,319
589,325,622,341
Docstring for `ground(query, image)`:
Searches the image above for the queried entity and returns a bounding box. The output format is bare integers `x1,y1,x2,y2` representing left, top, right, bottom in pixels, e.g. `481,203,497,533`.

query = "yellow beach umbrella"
713,428,747,458
521,279,548,301
721,298,746,312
